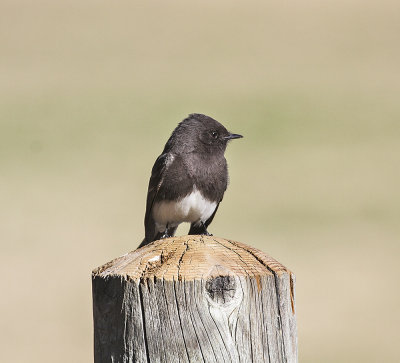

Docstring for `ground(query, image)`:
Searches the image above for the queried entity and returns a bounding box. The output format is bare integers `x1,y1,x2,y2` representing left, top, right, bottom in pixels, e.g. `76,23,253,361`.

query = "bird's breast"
152,187,217,225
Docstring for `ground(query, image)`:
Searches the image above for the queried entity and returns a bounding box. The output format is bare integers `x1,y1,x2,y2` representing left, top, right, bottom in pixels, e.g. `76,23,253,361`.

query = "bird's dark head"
166,113,243,154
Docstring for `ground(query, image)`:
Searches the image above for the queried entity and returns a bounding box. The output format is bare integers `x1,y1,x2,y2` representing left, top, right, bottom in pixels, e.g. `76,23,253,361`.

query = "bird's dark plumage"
138,113,242,248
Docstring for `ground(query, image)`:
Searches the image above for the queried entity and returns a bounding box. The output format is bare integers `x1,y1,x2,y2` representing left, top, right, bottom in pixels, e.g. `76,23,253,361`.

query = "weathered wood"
92,235,297,362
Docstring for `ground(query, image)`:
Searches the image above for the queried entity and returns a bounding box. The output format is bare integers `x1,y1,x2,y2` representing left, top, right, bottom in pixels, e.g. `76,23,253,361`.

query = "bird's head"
166,113,243,154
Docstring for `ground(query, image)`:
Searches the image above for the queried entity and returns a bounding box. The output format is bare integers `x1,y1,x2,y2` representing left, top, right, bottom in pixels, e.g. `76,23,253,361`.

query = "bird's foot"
160,230,171,239
160,224,173,239
200,222,212,236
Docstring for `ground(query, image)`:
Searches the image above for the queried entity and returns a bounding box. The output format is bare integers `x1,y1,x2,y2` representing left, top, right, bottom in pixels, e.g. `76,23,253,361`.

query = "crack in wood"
138,280,150,363
92,236,297,363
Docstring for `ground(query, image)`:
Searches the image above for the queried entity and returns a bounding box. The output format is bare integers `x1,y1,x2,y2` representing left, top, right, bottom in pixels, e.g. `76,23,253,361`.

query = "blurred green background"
1,0,399,362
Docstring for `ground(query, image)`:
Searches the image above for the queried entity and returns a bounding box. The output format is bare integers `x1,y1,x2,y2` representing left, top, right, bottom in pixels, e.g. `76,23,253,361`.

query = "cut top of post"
92,235,291,283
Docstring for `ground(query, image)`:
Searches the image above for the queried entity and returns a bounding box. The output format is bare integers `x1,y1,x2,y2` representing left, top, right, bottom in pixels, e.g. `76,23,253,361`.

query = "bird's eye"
211,131,219,139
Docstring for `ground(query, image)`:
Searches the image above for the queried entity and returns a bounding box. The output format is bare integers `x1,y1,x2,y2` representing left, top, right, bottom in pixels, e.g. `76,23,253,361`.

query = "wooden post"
92,235,297,362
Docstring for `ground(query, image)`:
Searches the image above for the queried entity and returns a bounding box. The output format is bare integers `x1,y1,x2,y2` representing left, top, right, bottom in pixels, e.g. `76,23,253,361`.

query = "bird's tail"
137,238,149,249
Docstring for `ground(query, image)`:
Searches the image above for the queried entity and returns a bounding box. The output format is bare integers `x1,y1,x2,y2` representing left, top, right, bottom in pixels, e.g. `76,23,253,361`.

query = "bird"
138,113,243,248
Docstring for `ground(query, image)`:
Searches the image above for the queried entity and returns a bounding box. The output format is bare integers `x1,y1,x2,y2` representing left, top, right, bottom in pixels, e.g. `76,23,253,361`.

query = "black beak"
225,133,243,140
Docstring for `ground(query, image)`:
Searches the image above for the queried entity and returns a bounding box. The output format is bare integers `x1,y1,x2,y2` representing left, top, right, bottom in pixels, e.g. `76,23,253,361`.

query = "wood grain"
92,235,297,362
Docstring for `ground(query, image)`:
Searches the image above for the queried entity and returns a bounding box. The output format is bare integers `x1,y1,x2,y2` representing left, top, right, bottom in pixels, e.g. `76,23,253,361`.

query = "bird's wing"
144,152,174,242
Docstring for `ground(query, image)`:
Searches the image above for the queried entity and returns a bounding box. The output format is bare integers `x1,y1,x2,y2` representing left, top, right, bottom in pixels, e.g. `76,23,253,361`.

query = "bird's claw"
160,232,171,239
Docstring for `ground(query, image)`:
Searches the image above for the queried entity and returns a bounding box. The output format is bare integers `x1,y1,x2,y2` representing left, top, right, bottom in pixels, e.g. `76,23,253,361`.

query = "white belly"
152,188,217,232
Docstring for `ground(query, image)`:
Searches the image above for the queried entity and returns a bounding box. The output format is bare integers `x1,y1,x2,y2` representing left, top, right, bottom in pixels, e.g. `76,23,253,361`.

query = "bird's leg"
200,221,213,236
160,223,171,239
188,221,213,236
160,230,170,239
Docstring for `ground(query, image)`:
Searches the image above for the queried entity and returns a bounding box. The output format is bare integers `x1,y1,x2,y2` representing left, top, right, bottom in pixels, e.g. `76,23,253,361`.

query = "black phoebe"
138,113,243,248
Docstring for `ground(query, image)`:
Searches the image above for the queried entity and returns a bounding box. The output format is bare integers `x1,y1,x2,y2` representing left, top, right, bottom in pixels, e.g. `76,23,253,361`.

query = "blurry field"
1,0,400,362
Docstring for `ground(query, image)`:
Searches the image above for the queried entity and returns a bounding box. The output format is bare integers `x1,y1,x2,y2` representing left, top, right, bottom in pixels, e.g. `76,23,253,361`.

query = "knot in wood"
205,275,237,304
92,236,298,363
